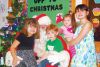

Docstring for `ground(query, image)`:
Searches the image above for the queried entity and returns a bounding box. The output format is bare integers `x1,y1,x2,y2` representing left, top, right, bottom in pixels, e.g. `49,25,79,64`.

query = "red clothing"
57,35,72,60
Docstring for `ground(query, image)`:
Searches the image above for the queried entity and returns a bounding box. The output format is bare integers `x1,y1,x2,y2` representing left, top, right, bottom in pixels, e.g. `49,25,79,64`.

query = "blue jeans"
37,59,59,67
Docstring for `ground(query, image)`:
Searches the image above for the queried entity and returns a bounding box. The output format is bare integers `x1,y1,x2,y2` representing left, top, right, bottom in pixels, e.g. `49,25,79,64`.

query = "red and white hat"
33,14,51,25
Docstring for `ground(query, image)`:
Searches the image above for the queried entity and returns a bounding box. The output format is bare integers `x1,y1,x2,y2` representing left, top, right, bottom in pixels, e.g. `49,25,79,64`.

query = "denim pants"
37,59,59,67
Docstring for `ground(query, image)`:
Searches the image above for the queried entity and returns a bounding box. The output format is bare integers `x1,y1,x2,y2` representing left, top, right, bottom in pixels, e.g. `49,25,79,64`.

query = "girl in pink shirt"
59,14,76,58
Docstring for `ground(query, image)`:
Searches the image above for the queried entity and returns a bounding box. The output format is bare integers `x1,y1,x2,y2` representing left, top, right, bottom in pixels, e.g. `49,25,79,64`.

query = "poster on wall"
28,0,70,27
89,0,100,41
0,0,8,29
0,0,8,16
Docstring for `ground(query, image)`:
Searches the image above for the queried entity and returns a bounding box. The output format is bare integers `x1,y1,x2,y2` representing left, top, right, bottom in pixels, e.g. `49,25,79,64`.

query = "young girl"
59,14,76,58
10,18,39,67
67,4,97,67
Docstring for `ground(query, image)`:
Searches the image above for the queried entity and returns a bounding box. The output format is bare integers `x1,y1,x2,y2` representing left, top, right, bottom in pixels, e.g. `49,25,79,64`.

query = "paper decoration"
92,7,100,16
94,0,100,4
0,0,8,16
92,18,100,27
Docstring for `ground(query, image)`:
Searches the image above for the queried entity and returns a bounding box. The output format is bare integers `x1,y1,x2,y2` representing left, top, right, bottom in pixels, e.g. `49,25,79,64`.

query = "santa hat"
34,14,51,25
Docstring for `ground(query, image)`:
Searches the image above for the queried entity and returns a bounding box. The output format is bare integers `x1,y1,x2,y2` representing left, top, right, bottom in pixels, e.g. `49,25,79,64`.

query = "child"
37,24,70,67
10,18,39,67
67,4,97,67
59,14,76,58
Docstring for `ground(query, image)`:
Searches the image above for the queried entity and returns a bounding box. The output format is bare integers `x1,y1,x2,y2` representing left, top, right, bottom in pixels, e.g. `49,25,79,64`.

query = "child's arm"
65,37,73,48
67,22,92,45
10,39,20,66
66,37,73,41
59,28,63,34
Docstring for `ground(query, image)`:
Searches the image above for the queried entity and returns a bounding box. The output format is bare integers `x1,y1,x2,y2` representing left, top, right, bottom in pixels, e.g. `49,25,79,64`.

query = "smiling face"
63,16,72,27
27,24,37,36
76,9,89,20
75,4,89,21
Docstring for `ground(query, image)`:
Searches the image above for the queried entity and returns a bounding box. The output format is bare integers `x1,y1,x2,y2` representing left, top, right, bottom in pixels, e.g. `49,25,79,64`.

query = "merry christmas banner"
28,0,70,27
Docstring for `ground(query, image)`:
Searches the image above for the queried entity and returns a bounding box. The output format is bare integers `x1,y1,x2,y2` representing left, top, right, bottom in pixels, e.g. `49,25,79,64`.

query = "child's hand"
66,37,72,41
12,57,20,67
59,29,63,34
36,59,41,64
12,56,23,67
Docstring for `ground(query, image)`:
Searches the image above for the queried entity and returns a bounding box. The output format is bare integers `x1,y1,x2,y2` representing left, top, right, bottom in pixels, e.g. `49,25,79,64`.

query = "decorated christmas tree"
0,0,27,66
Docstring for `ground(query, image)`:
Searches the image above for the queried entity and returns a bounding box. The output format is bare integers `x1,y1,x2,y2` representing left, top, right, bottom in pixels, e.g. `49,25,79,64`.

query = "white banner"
0,0,8,16
0,0,8,29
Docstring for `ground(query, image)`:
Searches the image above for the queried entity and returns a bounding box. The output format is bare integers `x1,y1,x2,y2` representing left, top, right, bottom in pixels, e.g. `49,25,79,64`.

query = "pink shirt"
60,26,74,38
60,26,76,58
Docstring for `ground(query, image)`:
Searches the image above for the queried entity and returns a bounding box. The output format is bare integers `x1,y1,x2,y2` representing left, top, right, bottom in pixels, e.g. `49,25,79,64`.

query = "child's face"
46,30,58,41
63,17,72,27
27,24,37,35
76,9,88,20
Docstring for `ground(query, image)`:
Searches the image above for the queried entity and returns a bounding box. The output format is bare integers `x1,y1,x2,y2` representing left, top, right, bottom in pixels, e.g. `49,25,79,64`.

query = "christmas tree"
0,0,27,66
